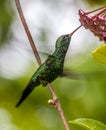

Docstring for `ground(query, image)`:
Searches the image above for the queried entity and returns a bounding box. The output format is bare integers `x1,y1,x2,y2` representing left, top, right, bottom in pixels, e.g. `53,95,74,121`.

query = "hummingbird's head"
55,34,71,49
55,25,82,49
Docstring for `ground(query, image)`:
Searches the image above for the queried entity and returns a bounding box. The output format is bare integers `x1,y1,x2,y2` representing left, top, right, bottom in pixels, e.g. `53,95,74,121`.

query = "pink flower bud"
79,6,106,42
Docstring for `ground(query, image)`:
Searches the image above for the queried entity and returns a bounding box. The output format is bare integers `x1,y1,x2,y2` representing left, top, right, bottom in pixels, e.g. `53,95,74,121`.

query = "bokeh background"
0,0,106,130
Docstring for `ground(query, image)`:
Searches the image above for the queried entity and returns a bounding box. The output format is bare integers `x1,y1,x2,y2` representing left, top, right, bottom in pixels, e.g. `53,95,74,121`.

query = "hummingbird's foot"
40,80,48,86
39,74,48,86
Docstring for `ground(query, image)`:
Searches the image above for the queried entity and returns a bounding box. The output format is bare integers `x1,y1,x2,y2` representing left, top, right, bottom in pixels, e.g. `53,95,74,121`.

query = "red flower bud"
79,6,106,42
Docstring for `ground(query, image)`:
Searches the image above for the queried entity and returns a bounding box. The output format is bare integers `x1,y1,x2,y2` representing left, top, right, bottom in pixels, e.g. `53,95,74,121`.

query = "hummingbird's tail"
16,79,40,107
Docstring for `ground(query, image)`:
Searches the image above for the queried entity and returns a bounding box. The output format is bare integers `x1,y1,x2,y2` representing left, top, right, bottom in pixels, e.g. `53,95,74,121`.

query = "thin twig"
15,0,70,130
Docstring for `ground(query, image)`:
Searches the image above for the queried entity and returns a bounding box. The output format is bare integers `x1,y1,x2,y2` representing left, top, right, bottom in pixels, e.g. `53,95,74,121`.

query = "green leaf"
92,44,106,64
69,118,106,130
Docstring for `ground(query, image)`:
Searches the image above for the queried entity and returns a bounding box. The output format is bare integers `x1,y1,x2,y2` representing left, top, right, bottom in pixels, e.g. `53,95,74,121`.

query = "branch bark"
15,0,70,130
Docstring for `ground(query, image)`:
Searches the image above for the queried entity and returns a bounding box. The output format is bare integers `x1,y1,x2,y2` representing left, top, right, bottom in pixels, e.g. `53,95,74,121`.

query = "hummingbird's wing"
38,55,56,86
80,70,106,80
61,70,106,80
45,55,56,68
39,51,51,57
46,55,55,63
61,71,84,80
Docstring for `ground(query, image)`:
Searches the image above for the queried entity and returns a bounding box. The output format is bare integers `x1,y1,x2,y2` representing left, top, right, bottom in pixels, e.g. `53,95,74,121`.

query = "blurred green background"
0,0,106,130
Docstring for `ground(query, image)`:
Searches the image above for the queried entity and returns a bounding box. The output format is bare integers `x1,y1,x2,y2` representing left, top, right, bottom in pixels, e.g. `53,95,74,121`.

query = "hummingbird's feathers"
37,51,51,62
82,70,106,80
61,70,106,80
16,77,40,107
45,55,56,69
16,55,56,107
39,51,51,57
61,71,84,80
39,73,48,86
16,34,73,107
39,79,48,86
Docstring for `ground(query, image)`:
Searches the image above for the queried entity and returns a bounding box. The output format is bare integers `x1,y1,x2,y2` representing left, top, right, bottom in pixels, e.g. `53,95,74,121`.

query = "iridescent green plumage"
16,26,81,107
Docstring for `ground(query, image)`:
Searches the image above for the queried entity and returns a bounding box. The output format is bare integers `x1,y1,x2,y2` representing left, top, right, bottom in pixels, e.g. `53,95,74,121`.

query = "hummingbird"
16,26,81,107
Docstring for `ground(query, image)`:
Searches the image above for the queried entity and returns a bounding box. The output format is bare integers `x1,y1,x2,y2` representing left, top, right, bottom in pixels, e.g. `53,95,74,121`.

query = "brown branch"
15,0,70,130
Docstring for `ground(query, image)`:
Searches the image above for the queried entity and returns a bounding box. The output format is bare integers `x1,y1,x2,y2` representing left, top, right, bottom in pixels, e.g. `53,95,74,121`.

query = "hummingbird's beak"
68,25,82,37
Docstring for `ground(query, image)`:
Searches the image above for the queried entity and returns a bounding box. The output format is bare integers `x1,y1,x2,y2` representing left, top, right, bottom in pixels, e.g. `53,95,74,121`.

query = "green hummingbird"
16,26,81,107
